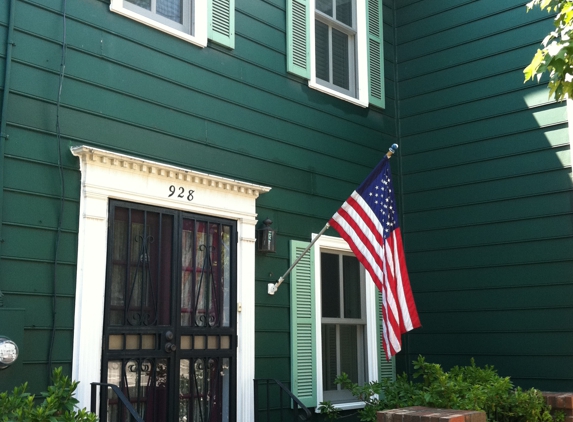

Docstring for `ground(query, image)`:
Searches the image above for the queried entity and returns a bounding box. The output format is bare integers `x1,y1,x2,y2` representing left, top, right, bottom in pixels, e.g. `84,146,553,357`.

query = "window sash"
123,0,192,34
110,0,208,48
314,7,357,96
320,251,366,401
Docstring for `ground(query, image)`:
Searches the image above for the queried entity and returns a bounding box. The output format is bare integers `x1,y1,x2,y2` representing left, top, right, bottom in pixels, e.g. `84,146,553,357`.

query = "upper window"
124,0,193,34
286,0,385,108
110,0,235,48
314,0,357,98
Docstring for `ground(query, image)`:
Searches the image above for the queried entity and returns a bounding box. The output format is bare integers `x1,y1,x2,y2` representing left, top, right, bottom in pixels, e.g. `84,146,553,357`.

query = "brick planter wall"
377,407,486,422
543,393,573,422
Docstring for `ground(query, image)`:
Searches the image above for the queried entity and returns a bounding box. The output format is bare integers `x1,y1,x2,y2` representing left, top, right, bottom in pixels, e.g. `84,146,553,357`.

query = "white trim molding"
70,146,270,421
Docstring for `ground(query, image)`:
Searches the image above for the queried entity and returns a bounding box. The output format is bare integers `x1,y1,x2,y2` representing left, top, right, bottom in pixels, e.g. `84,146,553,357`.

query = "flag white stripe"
392,231,414,331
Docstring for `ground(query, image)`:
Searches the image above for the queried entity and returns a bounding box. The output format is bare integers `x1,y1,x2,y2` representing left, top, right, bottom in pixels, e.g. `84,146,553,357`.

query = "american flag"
329,154,420,360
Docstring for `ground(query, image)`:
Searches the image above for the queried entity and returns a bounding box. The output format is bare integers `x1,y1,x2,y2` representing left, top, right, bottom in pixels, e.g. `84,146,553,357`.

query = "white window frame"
110,0,208,47
313,234,381,409
309,0,369,107
70,146,270,422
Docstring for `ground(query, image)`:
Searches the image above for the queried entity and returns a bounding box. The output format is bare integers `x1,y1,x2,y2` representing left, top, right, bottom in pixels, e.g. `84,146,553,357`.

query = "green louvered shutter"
377,289,395,381
290,240,317,407
366,0,385,108
287,0,311,78
209,0,235,48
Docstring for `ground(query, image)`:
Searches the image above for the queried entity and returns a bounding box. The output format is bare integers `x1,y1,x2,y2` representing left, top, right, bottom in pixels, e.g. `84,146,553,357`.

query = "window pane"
332,28,349,90
322,324,338,391
336,0,352,26
157,0,183,23
316,0,333,16
126,0,151,10
315,20,330,83
340,325,358,382
343,255,361,318
321,253,340,318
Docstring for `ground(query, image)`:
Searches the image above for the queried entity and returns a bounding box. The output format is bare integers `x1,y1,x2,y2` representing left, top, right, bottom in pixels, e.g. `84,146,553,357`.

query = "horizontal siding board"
3,190,79,232
395,0,476,26
406,237,573,272
403,146,571,192
400,106,567,156
1,224,77,263
414,284,573,312
0,258,76,295
402,126,569,173
397,4,549,62
9,54,388,167
400,70,532,118
400,87,552,136
237,0,286,31
204,122,386,182
22,329,74,362
3,156,80,200
4,127,82,169
397,19,551,81
417,307,573,333
399,44,541,100
403,168,573,213
404,191,573,232
255,306,290,331
236,10,284,52
19,0,393,135
255,332,290,356
397,0,538,43
408,332,573,356
405,214,573,252
255,357,291,380
7,295,75,328
410,261,573,290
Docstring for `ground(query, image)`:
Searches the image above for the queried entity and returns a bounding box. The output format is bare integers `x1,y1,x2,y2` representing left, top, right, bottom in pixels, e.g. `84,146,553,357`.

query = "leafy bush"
320,356,563,422
0,367,98,421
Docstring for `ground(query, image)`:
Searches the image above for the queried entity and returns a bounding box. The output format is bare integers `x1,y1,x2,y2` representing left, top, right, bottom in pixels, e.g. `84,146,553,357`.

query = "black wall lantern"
257,218,276,253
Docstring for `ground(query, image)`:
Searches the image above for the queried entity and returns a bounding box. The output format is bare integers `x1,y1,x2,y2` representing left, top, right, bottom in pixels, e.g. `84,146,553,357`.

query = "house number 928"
168,185,194,201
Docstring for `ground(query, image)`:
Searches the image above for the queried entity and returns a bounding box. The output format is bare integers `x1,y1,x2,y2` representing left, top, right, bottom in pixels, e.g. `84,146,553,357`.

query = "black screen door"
101,201,237,422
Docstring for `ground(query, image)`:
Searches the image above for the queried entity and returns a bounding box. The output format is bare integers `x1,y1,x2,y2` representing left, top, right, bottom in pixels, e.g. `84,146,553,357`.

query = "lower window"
321,252,365,402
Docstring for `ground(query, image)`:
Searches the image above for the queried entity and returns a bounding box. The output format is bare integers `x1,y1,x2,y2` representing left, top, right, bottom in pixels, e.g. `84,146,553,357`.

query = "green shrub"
0,367,98,422
320,356,563,422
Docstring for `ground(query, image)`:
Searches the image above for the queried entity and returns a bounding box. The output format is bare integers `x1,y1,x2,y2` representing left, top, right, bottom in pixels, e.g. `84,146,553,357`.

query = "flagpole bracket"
268,280,281,295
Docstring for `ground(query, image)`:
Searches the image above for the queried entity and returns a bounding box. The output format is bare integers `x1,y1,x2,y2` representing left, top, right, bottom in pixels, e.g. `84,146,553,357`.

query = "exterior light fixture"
257,218,276,253
0,337,19,369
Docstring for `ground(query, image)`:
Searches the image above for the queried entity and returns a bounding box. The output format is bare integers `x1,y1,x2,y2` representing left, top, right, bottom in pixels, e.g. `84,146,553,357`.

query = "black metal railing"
90,382,144,422
254,379,312,422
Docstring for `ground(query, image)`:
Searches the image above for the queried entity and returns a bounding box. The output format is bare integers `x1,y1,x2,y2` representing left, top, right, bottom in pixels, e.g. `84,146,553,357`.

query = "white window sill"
110,3,207,47
316,401,366,412
308,80,368,108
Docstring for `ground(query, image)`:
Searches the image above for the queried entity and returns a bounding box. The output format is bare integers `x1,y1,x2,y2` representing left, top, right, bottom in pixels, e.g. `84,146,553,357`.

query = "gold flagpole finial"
386,143,399,158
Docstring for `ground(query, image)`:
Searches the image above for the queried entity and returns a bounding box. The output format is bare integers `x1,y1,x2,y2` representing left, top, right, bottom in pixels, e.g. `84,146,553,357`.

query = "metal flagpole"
267,143,399,295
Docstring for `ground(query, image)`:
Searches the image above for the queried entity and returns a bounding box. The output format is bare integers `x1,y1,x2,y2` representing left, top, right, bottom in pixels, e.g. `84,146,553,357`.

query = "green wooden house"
0,0,571,420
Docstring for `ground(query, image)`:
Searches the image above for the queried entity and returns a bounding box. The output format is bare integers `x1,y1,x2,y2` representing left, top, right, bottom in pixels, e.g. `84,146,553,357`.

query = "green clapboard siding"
394,0,573,390
0,0,396,400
